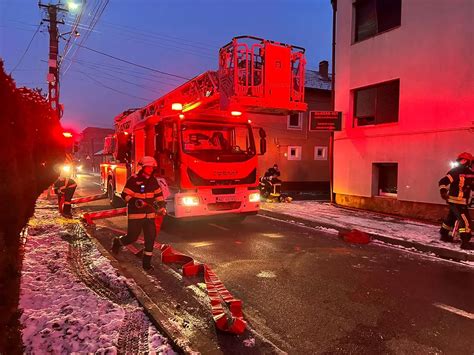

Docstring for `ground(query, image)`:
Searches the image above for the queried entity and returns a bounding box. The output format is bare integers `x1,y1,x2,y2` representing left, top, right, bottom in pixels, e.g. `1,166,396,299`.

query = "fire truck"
100,36,306,220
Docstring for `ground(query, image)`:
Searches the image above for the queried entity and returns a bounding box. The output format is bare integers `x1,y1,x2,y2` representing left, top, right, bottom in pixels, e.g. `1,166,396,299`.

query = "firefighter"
111,156,166,270
259,164,281,198
53,176,77,218
438,152,474,250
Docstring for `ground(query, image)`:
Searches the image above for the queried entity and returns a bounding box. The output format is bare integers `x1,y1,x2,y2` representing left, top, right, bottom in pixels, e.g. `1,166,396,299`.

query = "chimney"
319,60,329,80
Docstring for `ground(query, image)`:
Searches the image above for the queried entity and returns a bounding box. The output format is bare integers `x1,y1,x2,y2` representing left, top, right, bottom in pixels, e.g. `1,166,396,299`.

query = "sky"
0,0,333,131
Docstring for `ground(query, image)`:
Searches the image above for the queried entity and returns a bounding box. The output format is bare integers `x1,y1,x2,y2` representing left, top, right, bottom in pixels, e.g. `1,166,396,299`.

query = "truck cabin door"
155,121,179,185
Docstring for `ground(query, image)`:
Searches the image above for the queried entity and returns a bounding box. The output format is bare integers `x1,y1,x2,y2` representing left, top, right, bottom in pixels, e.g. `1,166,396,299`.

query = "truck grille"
187,168,256,186
212,188,235,195
208,202,241,211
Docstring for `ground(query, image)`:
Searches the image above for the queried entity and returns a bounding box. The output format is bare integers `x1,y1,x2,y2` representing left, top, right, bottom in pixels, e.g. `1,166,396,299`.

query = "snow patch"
19,204,175,353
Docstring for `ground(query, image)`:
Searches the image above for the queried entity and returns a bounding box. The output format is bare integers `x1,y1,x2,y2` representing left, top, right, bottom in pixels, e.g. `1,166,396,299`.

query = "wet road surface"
74,174,474,354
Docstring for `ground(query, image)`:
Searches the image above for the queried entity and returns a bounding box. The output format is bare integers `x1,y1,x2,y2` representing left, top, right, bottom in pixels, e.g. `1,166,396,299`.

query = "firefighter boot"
111,237,122,254
439,228,453,243
142,254,154,271
460,234,474,250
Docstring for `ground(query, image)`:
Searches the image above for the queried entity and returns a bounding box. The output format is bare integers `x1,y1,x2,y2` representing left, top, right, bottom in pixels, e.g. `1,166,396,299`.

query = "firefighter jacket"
438,165,474,205
53,177,77,194
264,168,280,179
122,171,165,219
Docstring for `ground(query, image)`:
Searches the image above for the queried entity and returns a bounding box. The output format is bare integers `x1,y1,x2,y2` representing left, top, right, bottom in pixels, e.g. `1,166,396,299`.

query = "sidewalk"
20,200,177,353
260,201,474,263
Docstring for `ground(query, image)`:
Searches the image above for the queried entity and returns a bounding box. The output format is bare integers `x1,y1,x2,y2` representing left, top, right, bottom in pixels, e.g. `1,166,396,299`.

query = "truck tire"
107,179,124,208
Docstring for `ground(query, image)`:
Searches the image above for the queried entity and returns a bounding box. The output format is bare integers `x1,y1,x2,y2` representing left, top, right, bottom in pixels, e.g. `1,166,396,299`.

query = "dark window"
354,80,399,126
288,113,302,129
354,0,401,42
374,163,398,196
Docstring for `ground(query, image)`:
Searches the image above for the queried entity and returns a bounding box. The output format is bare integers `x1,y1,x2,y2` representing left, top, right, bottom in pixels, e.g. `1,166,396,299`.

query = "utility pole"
39,2,67,120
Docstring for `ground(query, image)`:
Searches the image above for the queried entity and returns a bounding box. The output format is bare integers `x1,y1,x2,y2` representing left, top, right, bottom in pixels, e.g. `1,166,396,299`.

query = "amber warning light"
231,111,242,116
63,132,73,138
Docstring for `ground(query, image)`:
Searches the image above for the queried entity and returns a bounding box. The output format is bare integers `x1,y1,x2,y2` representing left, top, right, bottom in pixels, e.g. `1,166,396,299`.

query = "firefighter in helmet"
53,176,77,218
111,156,166,270
438,152,474,250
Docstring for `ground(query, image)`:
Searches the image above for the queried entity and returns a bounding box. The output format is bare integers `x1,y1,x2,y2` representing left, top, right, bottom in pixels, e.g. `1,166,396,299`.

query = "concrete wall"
334,0,474,209
250,88,332,190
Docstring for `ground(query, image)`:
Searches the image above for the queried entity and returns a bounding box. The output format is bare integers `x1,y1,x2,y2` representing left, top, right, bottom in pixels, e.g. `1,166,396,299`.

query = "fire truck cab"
100,36,306,221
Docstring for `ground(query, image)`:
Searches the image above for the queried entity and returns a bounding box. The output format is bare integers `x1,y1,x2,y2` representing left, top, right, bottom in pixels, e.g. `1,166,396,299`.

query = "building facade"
333,0,473,221
252,62,332,193
78,127,114,172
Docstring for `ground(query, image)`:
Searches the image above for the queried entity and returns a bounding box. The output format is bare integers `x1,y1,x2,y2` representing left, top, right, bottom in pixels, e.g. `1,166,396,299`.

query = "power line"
62,0,109,76
101,19,218,50
73,43,191,80
69,58,180,87
9,22,42,74
76,70,153,101
71,62,166,95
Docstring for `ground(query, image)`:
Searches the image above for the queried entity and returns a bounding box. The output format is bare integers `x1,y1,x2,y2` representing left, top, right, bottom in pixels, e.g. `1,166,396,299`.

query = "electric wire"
9,22,42,74
63,0,110,76
71,62,167,95
100,19,218,51
71,43,190,80
75,70,154,101
68,58,180,87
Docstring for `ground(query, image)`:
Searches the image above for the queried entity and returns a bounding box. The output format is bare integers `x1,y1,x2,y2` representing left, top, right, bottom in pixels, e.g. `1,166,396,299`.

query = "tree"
0,60,64,353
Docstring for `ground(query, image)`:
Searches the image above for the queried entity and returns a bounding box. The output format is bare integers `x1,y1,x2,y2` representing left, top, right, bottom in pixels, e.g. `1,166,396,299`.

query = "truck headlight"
62,165,71,173
249,192,260,202
181,196,199,206
77,165,83,171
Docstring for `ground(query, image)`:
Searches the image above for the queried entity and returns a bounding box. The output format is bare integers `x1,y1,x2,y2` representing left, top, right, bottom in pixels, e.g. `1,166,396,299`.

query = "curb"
259,209,474,263
83,225,222,354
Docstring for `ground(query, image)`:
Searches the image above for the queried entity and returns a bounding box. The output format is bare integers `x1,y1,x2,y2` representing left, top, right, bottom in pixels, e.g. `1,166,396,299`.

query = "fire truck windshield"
181,122,256,162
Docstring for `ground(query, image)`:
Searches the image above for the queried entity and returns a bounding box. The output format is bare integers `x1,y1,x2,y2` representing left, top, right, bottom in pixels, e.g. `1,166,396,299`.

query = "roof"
305,69,332,90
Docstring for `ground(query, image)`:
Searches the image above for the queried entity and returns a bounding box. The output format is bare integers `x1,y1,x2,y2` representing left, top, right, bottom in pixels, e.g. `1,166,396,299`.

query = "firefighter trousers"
120,218,156,254
441,203,472,240
59,186,77,215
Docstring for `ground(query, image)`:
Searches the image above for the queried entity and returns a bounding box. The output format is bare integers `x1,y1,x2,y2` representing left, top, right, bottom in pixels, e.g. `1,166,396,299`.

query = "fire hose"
80,198,246,333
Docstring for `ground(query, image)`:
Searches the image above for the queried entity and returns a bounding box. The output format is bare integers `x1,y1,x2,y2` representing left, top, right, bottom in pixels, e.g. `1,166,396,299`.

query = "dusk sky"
0,0,333,131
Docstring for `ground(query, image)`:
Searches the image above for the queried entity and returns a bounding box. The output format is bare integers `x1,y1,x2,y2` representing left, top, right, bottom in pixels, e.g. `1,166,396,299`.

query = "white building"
333,0,473,221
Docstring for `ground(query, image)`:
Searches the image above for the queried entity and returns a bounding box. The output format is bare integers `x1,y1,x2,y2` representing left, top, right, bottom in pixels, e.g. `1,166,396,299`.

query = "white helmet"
139,156,157,167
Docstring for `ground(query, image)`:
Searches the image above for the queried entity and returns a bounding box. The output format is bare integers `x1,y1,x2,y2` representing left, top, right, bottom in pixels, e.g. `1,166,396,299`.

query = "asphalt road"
74,174,474,354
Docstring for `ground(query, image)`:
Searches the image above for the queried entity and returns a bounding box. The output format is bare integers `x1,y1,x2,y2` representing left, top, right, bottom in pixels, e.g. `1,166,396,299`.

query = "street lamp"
67,1,80,11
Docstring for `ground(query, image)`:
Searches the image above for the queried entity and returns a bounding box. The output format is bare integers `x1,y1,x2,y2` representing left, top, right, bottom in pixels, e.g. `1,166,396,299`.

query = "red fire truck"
100,36,306,221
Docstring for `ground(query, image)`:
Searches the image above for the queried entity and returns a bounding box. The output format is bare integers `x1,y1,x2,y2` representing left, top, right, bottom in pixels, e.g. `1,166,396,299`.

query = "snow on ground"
262,201,474,255
19,202,176,354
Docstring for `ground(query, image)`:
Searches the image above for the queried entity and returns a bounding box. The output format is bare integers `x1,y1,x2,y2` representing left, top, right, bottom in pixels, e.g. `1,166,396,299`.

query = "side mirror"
260,138,266,155
259,127,266,139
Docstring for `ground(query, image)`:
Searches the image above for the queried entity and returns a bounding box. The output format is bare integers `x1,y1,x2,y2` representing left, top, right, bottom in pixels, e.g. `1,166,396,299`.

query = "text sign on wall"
309,111,342,131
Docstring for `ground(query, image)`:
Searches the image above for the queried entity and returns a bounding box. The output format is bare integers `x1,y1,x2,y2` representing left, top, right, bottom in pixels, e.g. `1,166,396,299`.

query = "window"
287,146,302,160
373,163,398,197
354,80,399,126
354,0,401,42
287,113,303,130
314,146,328,160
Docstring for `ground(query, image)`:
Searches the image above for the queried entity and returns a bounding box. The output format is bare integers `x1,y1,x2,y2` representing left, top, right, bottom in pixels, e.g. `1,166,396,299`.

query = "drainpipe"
329,0,337,204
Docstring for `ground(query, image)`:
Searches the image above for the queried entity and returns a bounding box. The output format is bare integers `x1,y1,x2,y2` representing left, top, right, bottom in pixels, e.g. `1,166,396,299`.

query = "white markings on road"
208,223,229,231
433,303,474,320
257,271,277,278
